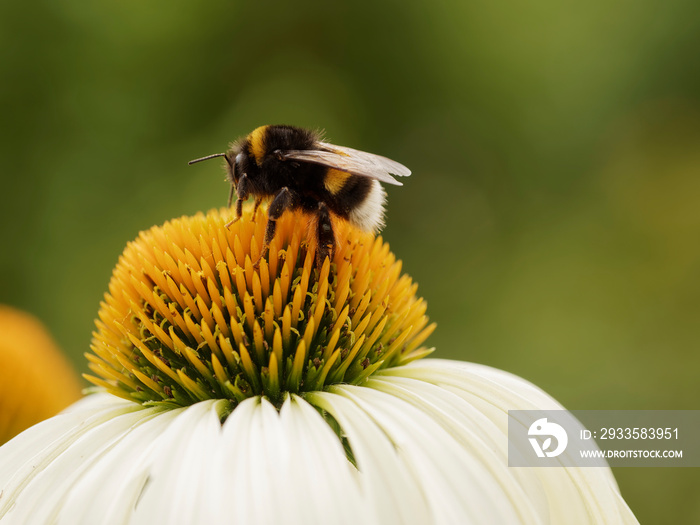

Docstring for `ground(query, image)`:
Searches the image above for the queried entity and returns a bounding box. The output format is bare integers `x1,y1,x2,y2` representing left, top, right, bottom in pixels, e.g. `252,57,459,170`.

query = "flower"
0,207,638,524
0,305,82,444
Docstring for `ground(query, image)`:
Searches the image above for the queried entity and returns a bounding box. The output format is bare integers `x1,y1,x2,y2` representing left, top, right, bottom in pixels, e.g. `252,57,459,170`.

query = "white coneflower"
0,207,638,524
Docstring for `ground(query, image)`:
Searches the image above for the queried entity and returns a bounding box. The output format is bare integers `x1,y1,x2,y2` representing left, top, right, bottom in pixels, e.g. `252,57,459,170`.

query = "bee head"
222,152,241,188
221,150,246,208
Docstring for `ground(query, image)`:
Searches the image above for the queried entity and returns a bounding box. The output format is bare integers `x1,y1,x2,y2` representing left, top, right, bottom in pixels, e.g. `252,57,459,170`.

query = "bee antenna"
188,153,228,165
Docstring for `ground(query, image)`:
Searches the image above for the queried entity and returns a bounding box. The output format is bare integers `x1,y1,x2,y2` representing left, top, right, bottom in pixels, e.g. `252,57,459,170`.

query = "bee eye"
235,153,244,165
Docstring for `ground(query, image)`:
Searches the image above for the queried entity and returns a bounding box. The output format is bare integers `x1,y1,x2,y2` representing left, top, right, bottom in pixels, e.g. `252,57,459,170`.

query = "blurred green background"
1,0,699,521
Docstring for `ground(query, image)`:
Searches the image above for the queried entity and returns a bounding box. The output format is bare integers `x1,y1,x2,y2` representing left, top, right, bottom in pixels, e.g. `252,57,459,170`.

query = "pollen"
85,206,435,411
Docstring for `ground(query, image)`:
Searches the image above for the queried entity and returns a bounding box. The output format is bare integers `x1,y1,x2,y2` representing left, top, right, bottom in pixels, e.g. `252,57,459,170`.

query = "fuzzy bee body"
189,124,410,266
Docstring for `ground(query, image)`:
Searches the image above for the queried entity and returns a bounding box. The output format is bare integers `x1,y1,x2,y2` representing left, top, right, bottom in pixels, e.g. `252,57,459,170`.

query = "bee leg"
254,187,294,269
315,202,335,268
252,196,264,220
227,183,236,208
225,173,249,228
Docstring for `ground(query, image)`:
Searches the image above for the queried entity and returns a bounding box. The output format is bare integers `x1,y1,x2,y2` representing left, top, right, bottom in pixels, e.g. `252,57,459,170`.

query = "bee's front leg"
227,182,236,208
254,187,294,268
225,173,250,228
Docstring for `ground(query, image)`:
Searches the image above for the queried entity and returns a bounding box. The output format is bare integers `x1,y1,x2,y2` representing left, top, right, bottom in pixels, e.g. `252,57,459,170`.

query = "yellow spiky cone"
85,205,435,412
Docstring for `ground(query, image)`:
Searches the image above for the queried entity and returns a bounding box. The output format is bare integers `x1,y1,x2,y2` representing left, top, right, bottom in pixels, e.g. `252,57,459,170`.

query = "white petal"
374,359,638,524
316,385,528,524
0,393,164,524
0,394,134,496
130,399,227,525
0,360,638,525
209,396,369,525
306,390,435,524
280,395,368,524
58,407,182,524
363,375,548,522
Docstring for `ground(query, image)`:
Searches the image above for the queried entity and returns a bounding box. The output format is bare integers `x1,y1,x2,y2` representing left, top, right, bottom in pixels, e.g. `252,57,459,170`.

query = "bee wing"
279,142,411,186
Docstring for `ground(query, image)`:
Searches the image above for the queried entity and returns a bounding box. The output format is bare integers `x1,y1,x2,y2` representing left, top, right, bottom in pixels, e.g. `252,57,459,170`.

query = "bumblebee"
189,125,410,267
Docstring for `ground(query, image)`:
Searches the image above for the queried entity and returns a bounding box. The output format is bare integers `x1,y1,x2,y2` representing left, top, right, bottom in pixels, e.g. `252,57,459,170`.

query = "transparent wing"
279,141,411,186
